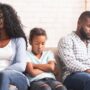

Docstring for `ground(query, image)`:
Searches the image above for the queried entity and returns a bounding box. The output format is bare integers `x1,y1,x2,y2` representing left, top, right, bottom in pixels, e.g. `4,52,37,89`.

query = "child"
26,28,67,90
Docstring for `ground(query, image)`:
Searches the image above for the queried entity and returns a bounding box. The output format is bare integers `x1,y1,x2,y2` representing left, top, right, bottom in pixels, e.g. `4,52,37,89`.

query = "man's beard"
80,28,90,40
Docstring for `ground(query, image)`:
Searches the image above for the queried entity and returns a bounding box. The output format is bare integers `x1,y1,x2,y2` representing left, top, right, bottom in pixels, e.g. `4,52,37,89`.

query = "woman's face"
31,35,46,55
0,10,4,30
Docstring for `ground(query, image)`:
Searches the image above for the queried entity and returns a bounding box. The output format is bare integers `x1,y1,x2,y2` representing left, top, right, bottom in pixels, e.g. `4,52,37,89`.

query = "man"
58,11,90,90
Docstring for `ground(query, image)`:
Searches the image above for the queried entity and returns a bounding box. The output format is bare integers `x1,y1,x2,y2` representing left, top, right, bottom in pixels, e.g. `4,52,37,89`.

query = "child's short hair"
29,27,47,44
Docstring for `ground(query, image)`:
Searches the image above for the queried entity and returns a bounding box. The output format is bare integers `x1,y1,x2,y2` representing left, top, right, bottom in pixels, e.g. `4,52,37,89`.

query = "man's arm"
58,37,90,72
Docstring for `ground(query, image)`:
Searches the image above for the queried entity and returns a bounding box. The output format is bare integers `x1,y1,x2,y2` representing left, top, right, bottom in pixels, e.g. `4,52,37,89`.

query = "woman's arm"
7,38,27,72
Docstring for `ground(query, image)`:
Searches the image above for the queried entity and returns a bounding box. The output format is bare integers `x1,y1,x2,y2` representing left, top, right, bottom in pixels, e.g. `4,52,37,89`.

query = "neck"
32,50,42,58
76,30,88,45
0,29,9,41
76,30,86,41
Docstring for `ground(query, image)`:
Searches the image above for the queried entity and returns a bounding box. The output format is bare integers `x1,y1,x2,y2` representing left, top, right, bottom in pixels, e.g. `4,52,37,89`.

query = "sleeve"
7,38,28,72
58,37,90,72
47,51,56,62
26,51,33,62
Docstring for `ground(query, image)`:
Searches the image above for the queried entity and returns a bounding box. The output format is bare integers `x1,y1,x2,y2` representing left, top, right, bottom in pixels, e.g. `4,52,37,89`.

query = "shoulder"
26,51,32,62
44,50,53,54
11,37,26,49
61,33,74,42
43,50,54,57
27,51,32,56
58,32,75,46
11,37,26,45
12,37,25,42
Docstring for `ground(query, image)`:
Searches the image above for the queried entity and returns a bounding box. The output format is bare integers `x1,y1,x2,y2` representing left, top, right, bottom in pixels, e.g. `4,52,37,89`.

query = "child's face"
31,35,46,55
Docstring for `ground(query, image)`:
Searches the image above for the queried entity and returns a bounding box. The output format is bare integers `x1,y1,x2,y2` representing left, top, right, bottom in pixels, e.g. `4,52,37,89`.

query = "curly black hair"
0,3,27,47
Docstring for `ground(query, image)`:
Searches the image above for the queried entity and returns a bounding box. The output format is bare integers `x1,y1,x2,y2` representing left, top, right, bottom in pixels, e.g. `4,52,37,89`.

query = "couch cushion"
45,47,65,82
9,85,18,90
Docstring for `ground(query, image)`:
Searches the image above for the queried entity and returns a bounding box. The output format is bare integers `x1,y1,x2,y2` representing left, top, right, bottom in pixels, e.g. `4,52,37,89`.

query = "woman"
26,27,67,90
0,3,28,90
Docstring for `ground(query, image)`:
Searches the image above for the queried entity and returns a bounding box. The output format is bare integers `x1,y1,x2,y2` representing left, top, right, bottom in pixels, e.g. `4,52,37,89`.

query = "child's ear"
77,20,82,30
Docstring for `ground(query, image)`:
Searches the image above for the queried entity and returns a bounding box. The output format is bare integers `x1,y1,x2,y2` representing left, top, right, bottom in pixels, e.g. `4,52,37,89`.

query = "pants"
64,72,90,90
0,70,28,90
28,78,67,90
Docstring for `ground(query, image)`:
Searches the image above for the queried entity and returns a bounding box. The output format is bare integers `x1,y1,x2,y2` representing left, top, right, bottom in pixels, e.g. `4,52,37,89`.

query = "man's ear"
29,40,32,45
77,20,82,30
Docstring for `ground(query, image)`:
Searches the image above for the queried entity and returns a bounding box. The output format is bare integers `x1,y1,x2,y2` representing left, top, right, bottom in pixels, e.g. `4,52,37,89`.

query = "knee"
0,71,10,87
0,72,3,79
39,84,51,90
55,84,67,90
85,79,90,86
1,72,8,79
56,86,67,90
0,73,3,85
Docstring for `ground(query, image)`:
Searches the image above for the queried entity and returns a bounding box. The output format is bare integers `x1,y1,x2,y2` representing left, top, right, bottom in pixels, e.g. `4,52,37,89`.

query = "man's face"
79,18,90,40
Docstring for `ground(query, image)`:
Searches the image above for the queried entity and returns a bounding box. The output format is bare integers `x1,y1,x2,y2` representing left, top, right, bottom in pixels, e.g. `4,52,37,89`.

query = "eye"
86,25,90,28
42,42,45,45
